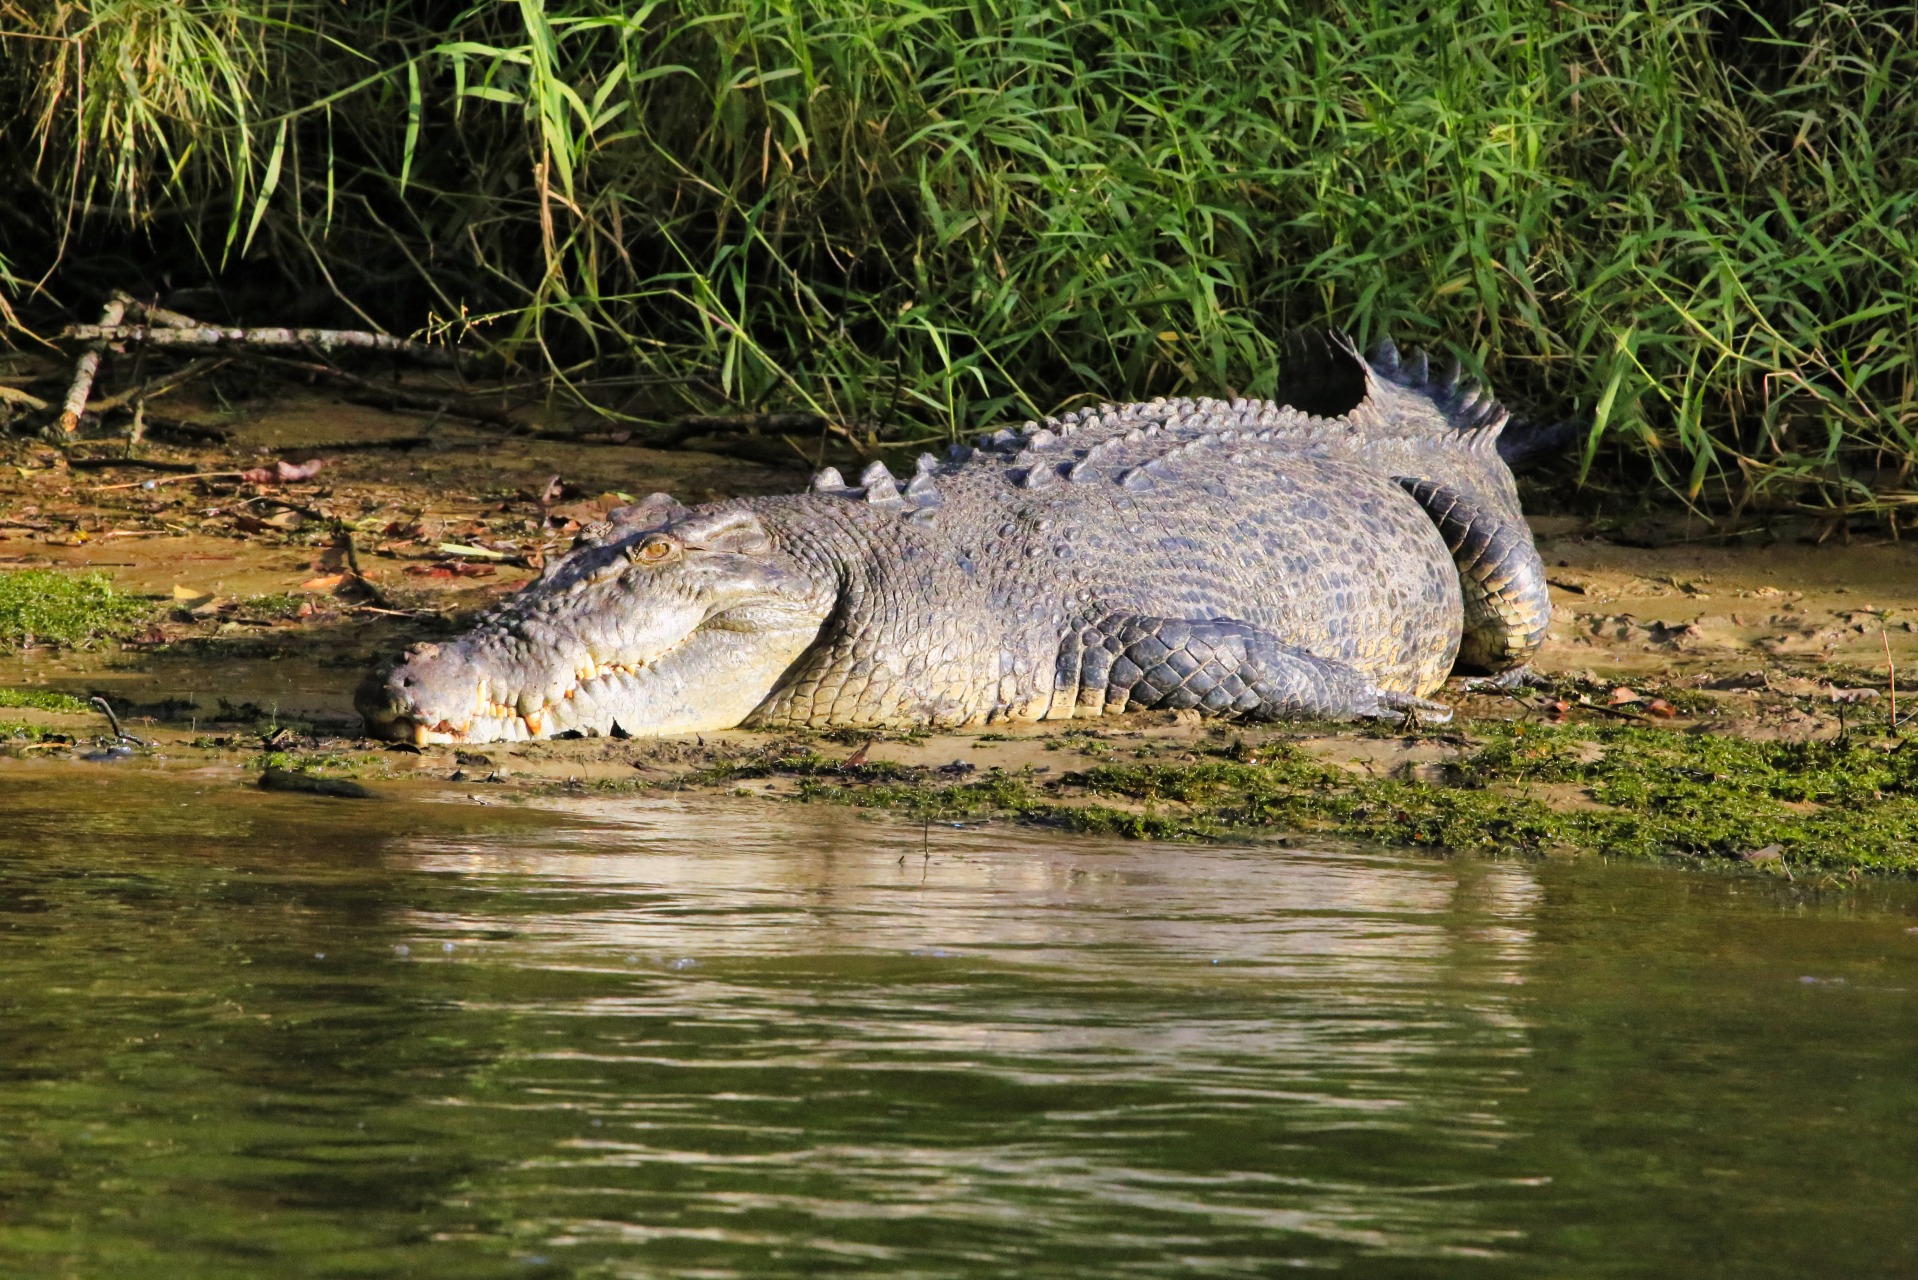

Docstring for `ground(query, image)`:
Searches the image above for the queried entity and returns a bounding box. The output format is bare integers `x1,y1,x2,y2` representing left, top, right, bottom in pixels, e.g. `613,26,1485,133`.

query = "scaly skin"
358,333,1552,744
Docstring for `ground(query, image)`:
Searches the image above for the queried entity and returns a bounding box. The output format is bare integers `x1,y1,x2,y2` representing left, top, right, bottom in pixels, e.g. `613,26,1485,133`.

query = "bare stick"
91,470,249,491
1884,627,1898,733
57,298,127,434
333,528,395,609
60,323,464,368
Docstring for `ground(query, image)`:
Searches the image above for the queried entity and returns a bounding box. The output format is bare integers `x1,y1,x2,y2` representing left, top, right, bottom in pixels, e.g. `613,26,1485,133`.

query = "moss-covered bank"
641,724,1918,876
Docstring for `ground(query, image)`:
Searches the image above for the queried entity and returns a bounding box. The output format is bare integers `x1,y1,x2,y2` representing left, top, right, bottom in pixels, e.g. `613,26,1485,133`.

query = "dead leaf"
1548,699,1572,722
1645,698,1677,717
437,541,509,560
171,584,212,605
242,458,326,485
1608,687,1641,705
300,573,347,592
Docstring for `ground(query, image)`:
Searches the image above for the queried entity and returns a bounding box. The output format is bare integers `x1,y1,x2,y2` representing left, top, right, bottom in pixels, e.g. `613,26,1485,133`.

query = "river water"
0,769,1912,1278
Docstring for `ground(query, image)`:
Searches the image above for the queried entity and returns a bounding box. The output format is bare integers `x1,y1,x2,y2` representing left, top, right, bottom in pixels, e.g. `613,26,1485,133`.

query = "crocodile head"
357,498,832,744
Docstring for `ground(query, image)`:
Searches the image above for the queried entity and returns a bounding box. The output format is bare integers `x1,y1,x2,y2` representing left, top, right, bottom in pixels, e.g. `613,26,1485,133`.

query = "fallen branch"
258,354,520,429
138,413,232,444
0,385,49,411
60,323,464,368
91,356,229,413
657,411,828,448
271,435,439,454
57,298,126,434
63,456,206,473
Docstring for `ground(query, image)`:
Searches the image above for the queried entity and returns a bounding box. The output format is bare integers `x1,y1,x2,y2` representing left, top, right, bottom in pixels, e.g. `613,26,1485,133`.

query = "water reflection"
392,800,1547,1273
1,775,1912,1279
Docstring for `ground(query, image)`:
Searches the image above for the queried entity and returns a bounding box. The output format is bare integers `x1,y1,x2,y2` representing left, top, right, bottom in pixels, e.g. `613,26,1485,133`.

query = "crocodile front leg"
1052,610,1451,723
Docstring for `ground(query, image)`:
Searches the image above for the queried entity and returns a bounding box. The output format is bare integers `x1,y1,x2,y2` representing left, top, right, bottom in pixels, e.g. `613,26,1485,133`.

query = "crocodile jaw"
358,615,824,745
357,509,833,745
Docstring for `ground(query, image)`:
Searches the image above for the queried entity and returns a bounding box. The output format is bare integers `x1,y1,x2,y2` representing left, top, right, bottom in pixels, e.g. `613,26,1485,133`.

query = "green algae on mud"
0,686,91,712
625,724,1918,876
0,569,150,649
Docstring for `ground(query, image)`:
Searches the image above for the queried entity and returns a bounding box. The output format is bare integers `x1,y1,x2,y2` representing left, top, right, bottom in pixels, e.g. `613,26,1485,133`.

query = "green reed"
4,1,1916,514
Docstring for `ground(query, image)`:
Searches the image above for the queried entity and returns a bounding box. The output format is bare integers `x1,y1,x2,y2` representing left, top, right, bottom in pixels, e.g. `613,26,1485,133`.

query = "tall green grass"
4,1,1917,515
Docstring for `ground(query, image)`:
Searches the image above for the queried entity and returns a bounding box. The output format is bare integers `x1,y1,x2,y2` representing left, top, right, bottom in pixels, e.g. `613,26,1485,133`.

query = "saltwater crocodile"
358,333,1553,744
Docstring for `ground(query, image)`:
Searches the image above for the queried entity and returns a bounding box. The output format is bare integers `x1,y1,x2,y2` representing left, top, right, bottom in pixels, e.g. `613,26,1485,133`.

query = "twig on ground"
349,604,436,619
89,696,151,746
652,411,841,449
258,353,520,429
57,298,127,434
91,356,229,413
333,528,395,609
1581,701,1656,723
92,470,248,491
0,385,50,411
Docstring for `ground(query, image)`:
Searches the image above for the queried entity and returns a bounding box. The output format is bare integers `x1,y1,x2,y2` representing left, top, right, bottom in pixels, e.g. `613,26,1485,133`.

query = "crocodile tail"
1361,333,1510,455
1274,329,1512,458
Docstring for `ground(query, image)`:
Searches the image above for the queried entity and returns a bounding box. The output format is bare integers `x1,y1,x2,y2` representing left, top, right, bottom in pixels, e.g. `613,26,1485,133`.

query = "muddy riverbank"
5,385,1918,875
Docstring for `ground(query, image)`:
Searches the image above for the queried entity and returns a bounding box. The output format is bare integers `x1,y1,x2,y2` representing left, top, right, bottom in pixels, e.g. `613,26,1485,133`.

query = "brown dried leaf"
241,458,326,485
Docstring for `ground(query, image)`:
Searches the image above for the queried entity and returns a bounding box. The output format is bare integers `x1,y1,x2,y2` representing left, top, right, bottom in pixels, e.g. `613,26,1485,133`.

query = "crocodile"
357,333,1553,745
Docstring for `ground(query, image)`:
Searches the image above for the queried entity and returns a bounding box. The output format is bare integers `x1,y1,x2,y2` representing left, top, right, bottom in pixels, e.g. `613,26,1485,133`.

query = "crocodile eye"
626,535,677,566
